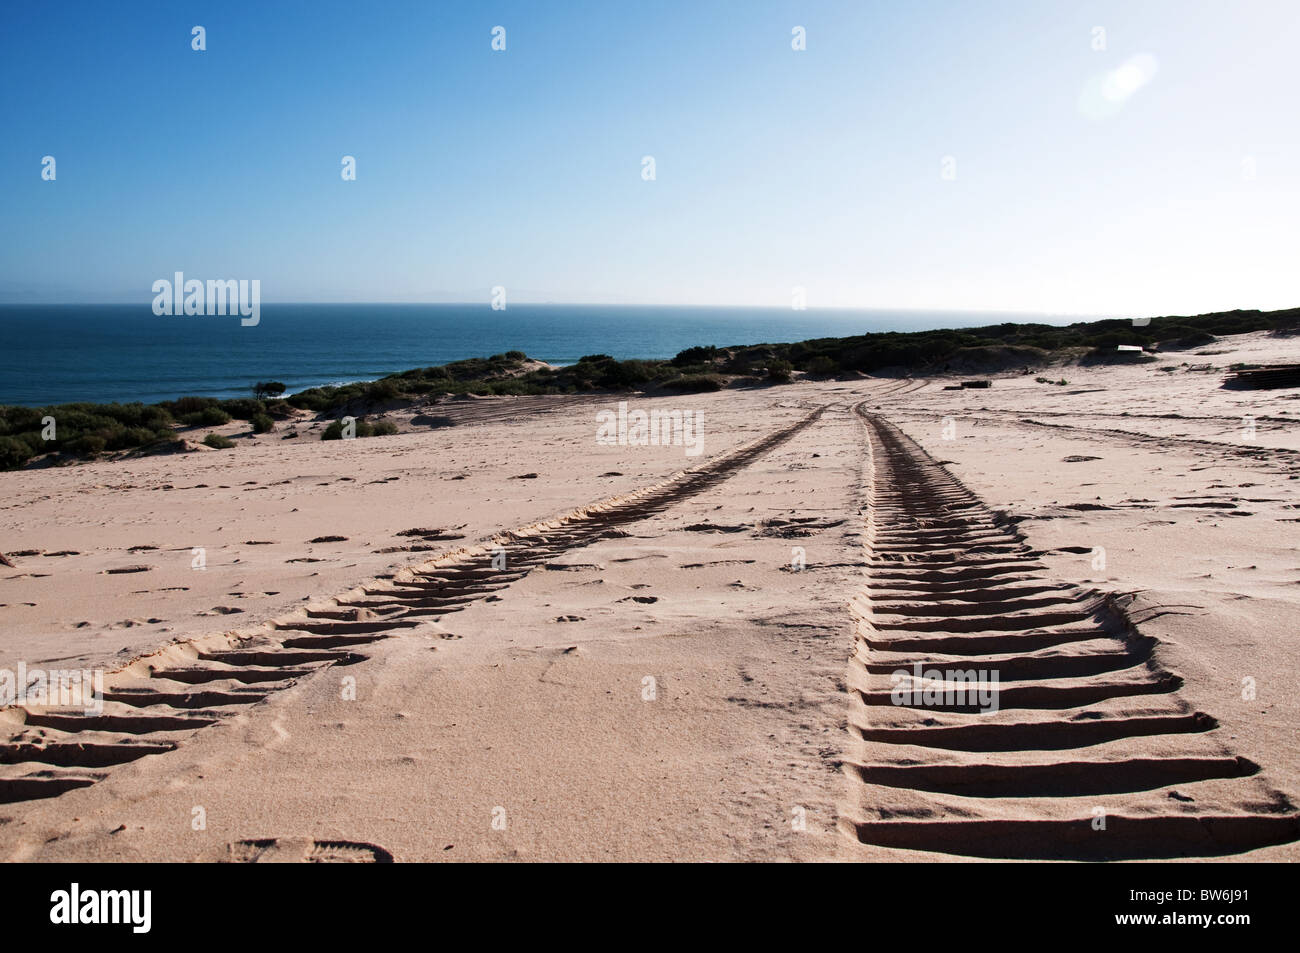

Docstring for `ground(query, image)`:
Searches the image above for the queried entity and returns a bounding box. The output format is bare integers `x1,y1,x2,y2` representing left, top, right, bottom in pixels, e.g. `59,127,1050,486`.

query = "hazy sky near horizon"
1,0,1297,316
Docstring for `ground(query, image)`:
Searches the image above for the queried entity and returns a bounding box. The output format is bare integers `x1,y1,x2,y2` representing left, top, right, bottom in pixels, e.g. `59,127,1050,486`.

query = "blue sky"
1,0,1297,315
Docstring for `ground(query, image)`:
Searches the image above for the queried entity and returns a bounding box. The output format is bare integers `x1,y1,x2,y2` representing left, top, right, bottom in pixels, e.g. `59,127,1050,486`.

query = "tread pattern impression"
0,407,823,807
841,407,1300,860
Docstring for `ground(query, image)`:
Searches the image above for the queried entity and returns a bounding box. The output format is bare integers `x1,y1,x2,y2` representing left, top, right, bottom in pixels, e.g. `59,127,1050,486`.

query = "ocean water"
0,304,1077,407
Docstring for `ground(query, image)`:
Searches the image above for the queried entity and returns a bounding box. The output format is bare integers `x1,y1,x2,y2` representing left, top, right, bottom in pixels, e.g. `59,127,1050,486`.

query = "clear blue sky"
1,0,1296,316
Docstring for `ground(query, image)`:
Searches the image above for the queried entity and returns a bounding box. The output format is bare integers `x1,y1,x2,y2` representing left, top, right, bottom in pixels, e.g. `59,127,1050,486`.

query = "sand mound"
931,345,1051,375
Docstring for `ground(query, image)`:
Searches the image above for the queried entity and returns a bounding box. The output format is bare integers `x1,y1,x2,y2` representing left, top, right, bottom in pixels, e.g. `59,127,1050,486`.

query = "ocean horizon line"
0,301,1119,319
1,302,1272,408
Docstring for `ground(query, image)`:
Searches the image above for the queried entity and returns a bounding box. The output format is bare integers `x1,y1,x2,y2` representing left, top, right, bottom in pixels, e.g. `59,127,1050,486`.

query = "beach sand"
2,331,1298,861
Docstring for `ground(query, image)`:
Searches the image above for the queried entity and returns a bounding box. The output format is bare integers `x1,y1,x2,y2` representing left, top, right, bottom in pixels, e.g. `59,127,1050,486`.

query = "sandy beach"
1,329,1296,862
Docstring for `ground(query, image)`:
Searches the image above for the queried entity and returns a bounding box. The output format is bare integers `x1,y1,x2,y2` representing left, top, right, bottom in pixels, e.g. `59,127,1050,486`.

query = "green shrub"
767,359,794,382
365,379,402,402
96,423,131,450
3,305,1296,472
320,417,398,439
0,435,34,469
667,361,715,377
597,359,656,388
16,431,46,455
72,434,107,455
672,346,718,366
123,426,160,446
167,396,219,416
805,356,839,376
663,374,725,393
203,433,234,449
181,406,232,427
219,398,266,420
250,413,274,434
0,406,44,433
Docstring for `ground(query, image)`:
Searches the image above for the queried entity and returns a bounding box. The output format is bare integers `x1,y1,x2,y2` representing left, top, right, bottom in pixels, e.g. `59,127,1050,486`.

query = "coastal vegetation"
0,306,1294,470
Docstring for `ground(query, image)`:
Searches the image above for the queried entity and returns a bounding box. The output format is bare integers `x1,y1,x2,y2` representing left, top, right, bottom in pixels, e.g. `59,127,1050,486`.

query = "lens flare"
1079,53,1159,119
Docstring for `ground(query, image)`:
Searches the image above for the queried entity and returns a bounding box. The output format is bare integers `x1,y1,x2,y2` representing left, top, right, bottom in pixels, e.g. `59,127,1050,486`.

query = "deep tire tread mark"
843,406,1300,860
2,407,825,807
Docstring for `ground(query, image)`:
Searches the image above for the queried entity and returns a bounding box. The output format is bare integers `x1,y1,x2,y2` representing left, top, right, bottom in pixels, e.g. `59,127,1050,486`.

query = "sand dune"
1,331,1298,861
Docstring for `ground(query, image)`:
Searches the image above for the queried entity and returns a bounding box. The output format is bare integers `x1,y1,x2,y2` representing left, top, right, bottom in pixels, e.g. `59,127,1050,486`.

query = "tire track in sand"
893,409,1300,475
0,407,824,809
841,406,1300,859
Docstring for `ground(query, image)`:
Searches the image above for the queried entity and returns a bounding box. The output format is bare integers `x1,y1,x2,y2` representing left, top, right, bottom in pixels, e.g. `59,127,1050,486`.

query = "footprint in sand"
198,606,244,616
396,527,466,541
220,837,393,863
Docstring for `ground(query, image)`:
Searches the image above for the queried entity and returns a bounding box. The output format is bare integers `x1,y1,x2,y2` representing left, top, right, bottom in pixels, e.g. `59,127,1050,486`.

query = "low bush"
219,398,266,420
805,355,839,376
0,435,34,469
4,304,1297,470
321,417,397,439
662,374,725,393
767,359,794,382
180,406,232,427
